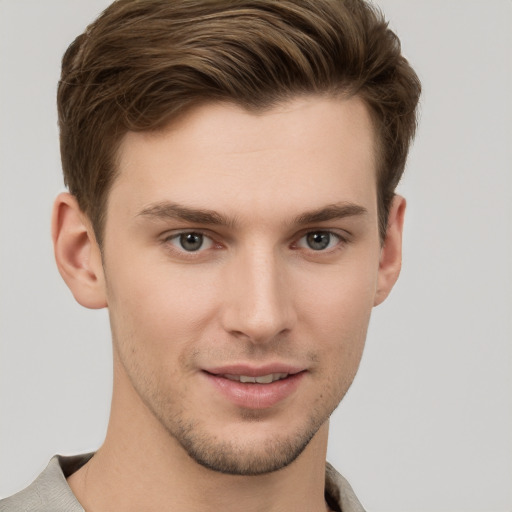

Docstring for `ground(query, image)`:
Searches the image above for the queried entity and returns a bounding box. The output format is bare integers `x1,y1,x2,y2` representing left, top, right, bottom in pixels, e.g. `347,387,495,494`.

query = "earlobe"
52,192,107,309
374,195,406,307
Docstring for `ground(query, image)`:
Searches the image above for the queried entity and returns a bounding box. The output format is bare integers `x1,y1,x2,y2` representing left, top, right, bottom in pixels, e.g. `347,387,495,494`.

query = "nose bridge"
222,243,294,343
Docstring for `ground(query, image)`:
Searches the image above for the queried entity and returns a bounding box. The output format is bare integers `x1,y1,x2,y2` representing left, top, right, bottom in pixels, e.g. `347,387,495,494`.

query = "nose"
220,247,296,344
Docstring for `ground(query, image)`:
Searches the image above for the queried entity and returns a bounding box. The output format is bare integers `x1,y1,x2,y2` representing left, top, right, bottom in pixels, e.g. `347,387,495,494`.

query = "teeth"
255,374,274,384
224,373,289,384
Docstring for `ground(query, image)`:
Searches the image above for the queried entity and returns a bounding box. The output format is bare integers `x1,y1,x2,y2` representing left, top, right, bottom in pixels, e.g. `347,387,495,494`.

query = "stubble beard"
166,409,324,476
115,336,353,477
138,377,342,476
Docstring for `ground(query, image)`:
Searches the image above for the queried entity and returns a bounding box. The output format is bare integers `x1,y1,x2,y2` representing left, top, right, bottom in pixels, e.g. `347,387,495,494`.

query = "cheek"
296,256,378,372
105,254,222,360
298,254,378,328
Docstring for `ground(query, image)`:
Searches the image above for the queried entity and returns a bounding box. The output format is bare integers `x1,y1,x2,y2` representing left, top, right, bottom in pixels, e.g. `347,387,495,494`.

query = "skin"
53,95,405,512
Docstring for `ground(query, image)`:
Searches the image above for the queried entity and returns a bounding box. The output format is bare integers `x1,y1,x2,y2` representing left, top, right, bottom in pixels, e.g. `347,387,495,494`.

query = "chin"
160,406,330,476
176,425,318,475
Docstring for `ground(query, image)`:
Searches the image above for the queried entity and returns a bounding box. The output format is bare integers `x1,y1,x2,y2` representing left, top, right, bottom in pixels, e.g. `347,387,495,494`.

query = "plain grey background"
1,1,511,511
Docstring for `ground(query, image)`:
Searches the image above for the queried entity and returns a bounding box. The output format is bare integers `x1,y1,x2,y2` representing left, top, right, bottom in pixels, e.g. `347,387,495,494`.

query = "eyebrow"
137,201,367,227
138,202,232,226
292,203,368,225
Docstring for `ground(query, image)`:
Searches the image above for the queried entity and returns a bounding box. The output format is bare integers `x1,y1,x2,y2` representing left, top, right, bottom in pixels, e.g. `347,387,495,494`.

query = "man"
0,0,420,510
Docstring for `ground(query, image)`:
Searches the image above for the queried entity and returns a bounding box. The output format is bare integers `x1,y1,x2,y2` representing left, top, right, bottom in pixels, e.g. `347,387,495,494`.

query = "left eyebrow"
292,202,368,225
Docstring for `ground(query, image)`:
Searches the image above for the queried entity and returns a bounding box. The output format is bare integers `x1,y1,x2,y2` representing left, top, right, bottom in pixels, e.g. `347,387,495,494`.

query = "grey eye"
305,231,333,251
179,232,204,251
166,231,215,254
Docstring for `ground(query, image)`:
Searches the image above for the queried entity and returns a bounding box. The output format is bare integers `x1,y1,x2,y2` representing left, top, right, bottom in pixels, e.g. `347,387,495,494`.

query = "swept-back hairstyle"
58,0,421,245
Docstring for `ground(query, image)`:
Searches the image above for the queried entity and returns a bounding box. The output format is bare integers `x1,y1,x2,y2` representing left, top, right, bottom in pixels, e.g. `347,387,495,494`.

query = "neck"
68,360,331,512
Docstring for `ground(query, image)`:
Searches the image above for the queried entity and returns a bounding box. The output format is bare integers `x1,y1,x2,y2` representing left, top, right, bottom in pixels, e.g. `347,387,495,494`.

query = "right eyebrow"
137,201,236,227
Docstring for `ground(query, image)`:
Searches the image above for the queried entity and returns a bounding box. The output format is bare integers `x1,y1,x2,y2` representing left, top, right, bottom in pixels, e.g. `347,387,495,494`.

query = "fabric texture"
0,454,365,511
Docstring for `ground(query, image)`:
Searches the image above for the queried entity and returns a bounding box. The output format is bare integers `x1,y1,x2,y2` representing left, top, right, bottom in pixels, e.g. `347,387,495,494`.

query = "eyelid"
162,228,216,241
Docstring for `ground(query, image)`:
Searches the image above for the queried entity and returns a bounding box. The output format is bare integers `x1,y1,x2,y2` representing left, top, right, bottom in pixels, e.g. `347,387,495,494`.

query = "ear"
52,192,107,309
374,195,406,307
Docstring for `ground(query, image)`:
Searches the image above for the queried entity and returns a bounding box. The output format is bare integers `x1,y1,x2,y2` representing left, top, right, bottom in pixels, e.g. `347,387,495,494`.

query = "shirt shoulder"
1,456,364,512
0,454,92,512
325,462,366,512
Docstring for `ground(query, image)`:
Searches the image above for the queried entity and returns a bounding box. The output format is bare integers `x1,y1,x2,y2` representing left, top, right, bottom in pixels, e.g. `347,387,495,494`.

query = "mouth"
221,373,290,384
204,364,304,383
202,365,306,409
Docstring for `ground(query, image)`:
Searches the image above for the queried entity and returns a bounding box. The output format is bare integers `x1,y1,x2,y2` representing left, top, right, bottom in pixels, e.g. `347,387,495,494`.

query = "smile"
203,367,305,409
222,373,289,384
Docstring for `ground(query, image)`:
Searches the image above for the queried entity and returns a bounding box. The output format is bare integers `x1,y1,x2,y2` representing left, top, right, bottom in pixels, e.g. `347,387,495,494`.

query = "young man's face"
96,95,401,475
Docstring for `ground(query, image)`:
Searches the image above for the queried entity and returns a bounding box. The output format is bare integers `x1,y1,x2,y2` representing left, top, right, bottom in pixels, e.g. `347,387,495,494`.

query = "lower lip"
204,372,305,409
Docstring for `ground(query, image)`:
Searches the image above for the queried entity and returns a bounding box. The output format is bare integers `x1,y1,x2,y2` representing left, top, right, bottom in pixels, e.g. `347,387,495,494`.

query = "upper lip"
204,364,305,377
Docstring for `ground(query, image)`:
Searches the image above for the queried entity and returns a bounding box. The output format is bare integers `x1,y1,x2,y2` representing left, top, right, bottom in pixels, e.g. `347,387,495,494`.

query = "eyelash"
161,229,349,258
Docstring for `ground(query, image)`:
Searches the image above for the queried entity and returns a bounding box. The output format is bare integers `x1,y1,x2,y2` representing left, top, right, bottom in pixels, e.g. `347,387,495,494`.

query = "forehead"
110,95,378,222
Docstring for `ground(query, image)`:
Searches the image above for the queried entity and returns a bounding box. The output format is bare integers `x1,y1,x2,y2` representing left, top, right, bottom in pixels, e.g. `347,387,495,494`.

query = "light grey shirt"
0,454,365,511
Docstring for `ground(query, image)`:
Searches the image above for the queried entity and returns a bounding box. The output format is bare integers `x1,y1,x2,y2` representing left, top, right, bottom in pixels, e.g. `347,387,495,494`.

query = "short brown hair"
58,0,421,245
